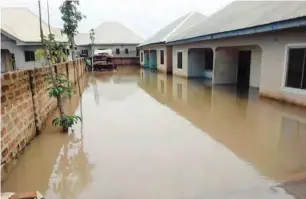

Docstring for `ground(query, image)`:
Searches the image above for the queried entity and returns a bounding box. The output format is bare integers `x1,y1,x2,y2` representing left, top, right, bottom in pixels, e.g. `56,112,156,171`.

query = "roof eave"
138,41,165,48
167,17,306,46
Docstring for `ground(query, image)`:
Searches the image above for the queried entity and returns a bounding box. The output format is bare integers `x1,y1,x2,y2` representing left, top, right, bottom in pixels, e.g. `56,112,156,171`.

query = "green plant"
35,34,68,64
52,115,82,130
60,0,85,60
48,75,74,98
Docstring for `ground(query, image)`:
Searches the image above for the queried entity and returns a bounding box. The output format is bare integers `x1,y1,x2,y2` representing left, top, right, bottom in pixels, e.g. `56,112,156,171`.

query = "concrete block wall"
1,59,85,179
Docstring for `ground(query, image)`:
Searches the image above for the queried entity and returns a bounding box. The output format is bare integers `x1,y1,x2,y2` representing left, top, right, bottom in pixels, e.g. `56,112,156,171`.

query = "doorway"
237,50,251,90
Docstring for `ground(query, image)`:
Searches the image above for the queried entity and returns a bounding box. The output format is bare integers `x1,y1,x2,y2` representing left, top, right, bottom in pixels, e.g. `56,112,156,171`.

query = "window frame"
116,48,120,55
125,48,129,55
160,50,164,65
282,43,306,95
177,51,183,69
24,50,35,62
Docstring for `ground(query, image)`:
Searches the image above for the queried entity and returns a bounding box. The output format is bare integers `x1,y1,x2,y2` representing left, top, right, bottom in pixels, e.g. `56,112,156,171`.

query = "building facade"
138,12,206,73
75,22,143,64
1,8,68,72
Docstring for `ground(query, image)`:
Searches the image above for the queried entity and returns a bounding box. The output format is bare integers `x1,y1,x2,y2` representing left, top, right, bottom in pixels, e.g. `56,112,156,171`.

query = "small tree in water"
60,0,85,60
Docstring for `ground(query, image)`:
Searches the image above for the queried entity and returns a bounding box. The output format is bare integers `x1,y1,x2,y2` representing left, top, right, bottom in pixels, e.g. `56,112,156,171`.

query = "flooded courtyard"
2,67,306,199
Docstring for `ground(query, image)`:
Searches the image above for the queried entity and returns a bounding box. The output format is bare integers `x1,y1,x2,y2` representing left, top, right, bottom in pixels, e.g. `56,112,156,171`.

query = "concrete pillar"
213,47,238,85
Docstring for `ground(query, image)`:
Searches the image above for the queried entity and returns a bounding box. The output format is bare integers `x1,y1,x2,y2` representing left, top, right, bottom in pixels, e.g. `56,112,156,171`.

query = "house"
138,12,205,73
166,1,306,106
75,22,143,65
1,7,68,73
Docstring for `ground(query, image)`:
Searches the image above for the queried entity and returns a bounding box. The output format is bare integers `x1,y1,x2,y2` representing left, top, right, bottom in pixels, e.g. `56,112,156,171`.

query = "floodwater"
2,67,306,199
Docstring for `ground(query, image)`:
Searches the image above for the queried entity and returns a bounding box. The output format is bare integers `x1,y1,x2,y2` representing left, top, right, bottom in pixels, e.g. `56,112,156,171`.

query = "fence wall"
1,59,85,177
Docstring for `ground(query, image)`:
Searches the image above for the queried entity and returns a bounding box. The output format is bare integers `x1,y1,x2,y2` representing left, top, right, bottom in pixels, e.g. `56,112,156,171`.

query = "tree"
35,34,68,64
89,28,95,72
60,0,85,60
38,0,81,133
38,0,65,121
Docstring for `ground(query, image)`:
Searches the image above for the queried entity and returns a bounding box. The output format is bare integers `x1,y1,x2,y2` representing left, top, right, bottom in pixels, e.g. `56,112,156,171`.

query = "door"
237,50,251,89
150,51,157,69
144,51,150,68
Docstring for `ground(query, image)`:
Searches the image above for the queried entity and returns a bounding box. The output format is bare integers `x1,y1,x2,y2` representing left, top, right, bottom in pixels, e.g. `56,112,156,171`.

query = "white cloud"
1,0,232,39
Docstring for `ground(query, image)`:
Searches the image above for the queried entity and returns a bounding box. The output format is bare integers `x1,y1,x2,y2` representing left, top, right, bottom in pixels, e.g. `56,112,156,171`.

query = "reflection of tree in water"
92,75,100,105
47,76,92,199
47,129,92,199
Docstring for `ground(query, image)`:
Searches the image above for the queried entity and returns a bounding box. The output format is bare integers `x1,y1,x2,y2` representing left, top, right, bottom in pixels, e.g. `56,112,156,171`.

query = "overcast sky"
1,0,232,39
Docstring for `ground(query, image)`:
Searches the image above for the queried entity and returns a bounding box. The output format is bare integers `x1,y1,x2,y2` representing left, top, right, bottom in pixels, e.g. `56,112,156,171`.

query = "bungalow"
75,22,143,65
138,12,206,73
166,1,306,106
1,7,68,73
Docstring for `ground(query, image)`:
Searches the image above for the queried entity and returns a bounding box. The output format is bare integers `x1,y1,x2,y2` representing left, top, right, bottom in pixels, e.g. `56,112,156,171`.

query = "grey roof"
168,1,306,42
1,7,67,43
139,12,206,47
75,22,143,46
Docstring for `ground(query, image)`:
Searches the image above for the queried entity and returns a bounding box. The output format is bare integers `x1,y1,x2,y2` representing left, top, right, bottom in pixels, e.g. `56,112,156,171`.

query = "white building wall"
172,47,188,77
213,48,238,84
157,47,167,72
1,34,46,69
79,44,139,58
171,28,306,105
250,48,262,88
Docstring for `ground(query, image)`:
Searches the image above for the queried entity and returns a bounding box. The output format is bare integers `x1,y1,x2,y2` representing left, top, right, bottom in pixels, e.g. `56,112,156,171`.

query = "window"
205,50,213,70
81,49,88,55
177,52,182,69
125,49,129,54
116,49,120,55
24,51,35,62
160,50,164,65
285,48,306,89
136,49,140,56
141,52,143,62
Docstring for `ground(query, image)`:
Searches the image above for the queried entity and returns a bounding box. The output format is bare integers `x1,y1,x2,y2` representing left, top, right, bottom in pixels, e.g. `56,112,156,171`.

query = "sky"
1,0,232,39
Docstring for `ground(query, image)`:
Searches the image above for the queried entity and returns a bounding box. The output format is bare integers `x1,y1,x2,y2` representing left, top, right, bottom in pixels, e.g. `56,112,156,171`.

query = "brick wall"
1,59,85,176
112,57,140,65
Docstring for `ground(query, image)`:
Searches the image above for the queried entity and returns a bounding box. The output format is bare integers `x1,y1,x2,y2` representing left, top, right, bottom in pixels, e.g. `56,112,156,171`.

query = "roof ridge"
163,12,196,41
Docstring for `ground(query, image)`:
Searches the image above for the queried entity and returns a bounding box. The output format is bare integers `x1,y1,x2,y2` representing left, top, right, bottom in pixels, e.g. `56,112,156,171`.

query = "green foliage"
52,115,82,129
48,74,75,98
35,33,68,64
60,1,85,39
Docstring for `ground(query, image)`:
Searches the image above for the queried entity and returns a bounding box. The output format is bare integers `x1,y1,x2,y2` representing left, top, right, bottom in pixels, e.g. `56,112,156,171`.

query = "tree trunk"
91,44,94,73
38,0,65,120
71,37,76,60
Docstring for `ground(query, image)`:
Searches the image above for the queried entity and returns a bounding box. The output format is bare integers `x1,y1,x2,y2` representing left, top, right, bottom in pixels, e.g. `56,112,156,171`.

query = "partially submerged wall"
1,59,85,180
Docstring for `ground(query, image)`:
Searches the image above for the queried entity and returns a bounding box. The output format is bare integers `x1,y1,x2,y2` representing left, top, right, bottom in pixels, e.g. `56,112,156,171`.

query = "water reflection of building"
139,69,306,183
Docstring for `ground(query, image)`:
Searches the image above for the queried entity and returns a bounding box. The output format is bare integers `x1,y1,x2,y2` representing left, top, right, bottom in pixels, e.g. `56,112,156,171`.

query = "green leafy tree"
35,34,68,64
60,0,85,60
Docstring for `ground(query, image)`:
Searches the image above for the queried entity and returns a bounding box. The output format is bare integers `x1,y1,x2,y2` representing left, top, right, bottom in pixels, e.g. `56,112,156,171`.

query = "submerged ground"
2,66,306,199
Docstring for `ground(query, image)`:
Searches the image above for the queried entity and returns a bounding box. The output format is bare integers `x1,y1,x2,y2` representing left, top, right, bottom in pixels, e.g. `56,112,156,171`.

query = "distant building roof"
168,1,306,43
75,22,143,46
1,7,67,43
139,12,205,47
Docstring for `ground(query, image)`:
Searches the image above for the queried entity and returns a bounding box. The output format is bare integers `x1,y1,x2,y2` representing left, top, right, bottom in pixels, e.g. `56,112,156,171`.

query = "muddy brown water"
2,67,306,199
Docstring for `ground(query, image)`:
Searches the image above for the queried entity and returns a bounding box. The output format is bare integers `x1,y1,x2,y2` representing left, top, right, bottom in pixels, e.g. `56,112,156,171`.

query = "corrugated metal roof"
1,7,67,43
139,12,206,47
75,22,143,46
168,1,306,42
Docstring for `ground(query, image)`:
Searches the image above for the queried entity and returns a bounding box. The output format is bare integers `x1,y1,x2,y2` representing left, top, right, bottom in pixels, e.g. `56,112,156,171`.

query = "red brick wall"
1,71,36,165
112,57,140,65
1,59,85,176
